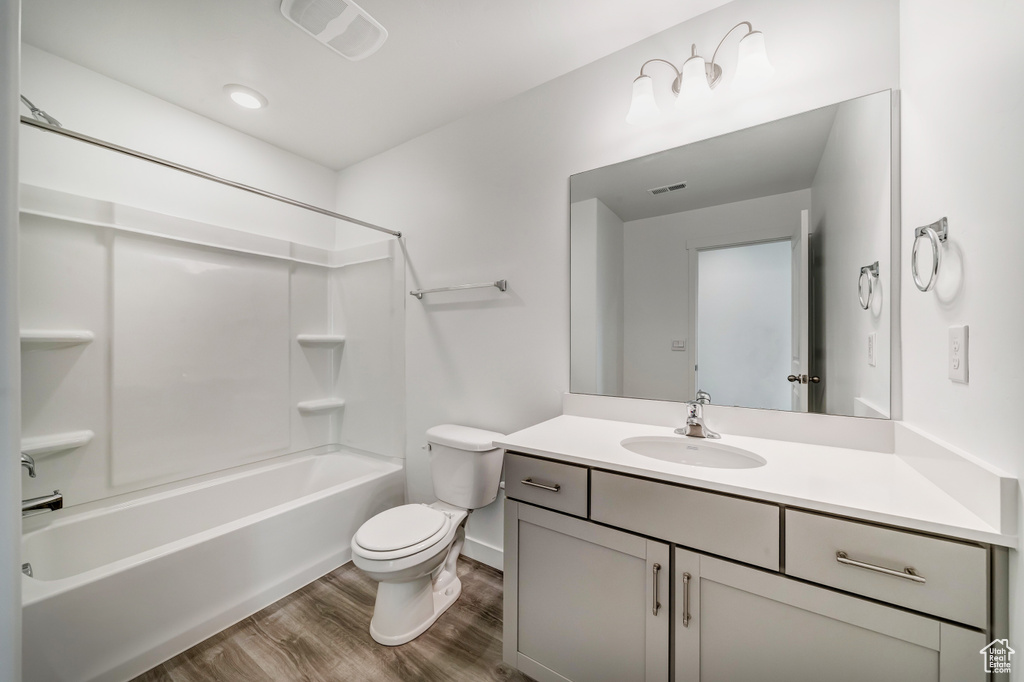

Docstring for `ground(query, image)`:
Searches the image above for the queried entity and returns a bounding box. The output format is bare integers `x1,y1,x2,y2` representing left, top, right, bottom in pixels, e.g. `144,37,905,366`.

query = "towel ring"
912,217,948,292
858,262,879,310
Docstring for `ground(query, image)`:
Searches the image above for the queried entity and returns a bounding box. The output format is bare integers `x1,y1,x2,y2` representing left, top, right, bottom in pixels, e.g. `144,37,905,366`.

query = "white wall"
900,0,1024,666
810,93,892,417
622,190,811,402
570,197,623,396
1,0,22,679
335,0,899,565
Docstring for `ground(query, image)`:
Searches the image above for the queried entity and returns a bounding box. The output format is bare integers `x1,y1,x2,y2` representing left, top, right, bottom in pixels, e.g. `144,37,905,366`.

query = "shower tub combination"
21,449,404,682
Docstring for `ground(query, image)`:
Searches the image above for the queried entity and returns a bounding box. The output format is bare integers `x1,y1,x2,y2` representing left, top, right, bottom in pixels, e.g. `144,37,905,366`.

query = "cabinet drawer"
785,510,988,628
590,471,779,570
505,452,588,518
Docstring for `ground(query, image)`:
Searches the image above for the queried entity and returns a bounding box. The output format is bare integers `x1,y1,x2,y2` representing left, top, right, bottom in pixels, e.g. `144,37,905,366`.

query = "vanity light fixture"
626,21,774,125
223,84,268,110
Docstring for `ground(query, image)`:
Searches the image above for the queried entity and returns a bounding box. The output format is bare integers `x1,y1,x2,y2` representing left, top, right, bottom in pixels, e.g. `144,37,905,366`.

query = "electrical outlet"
949,325,969,383
867,333,877,367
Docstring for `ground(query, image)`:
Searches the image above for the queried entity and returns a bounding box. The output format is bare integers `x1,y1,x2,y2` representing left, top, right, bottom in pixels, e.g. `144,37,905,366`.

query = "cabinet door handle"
520,478,560,492
652,563,662,616
681,572,691,627
836,551,926,584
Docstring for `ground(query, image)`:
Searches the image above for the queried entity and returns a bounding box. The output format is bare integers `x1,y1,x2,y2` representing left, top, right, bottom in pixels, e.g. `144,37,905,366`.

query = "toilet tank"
426,424,505,509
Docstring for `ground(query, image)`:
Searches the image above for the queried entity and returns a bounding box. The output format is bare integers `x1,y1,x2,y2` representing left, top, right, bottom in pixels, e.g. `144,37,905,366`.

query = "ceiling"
571,104,839,222
22,0,732,170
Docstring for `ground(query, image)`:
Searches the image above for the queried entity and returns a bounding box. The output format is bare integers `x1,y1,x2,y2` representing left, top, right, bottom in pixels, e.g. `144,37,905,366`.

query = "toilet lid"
354,504,450,553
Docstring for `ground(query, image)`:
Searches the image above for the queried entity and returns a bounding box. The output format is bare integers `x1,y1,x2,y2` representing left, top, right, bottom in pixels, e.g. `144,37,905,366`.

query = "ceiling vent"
647,181,688,196
281,0,388,61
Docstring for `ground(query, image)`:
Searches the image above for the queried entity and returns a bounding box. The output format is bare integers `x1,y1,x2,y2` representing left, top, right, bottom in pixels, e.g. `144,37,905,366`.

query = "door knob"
787,374,799,383
787,374,821,385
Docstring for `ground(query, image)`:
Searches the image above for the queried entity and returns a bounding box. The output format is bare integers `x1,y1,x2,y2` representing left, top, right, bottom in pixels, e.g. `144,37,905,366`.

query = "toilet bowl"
351,424,504,646
352,502,468,645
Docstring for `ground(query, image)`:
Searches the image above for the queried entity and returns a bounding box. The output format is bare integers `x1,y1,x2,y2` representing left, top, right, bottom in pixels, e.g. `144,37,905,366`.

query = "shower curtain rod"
19,115,402,238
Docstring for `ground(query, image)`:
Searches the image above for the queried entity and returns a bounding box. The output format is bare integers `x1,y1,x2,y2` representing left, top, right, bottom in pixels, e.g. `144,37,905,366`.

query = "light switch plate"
672,340,686,352
867,332,877,367
949,325,968,383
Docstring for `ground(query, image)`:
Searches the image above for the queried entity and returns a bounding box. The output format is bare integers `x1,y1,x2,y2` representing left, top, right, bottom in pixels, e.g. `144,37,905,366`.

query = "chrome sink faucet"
675,391,721,439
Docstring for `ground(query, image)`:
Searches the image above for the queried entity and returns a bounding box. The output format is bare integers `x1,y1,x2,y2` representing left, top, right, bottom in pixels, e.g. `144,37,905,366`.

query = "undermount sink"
620,436,767,469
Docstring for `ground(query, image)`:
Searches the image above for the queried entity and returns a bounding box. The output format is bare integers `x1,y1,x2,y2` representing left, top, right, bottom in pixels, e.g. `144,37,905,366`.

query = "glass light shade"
223,84,268,110
675,55,712,110
626,75,660,126
732,31,774,89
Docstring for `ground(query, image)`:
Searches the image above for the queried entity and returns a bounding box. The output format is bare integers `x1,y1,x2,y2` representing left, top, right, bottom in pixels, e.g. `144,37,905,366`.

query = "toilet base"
369,575,462,646
368,526,466,646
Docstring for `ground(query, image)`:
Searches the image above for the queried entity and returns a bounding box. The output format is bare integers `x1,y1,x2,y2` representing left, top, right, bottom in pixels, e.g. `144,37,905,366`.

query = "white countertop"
496,415,1014,547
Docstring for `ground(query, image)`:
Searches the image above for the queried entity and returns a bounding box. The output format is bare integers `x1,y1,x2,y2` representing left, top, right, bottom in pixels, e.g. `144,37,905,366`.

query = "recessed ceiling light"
223,84,268,110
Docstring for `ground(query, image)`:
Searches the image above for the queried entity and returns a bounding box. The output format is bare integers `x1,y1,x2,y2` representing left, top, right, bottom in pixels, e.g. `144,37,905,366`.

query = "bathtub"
21,449,405,682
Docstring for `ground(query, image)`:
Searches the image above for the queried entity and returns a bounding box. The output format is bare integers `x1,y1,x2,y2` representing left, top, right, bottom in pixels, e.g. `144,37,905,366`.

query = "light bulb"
626,75,660,126
733,31,774,89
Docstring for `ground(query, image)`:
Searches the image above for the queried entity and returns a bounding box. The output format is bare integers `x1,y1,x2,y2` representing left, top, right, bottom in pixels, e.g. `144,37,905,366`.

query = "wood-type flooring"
133,557,532,682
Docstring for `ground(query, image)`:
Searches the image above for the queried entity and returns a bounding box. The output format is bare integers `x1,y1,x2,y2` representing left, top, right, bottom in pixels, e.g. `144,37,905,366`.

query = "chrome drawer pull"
652,563,662,616
681,572,691,627
520,478,561,493
836,551,926,584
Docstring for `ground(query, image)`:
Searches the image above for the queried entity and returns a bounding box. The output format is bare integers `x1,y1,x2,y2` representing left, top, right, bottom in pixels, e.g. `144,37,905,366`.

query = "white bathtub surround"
19,185,405,510
21,448,404,682
496,413,1016,547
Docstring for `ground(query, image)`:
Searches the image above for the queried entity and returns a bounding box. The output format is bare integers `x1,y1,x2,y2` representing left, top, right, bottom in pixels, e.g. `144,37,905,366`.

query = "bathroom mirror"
570,90,896,418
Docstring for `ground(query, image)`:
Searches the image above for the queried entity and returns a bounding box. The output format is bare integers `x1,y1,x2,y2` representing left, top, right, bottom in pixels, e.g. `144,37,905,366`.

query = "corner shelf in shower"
296,398,346,414
21,430,95,457
296,334,346,348
20,330,95,348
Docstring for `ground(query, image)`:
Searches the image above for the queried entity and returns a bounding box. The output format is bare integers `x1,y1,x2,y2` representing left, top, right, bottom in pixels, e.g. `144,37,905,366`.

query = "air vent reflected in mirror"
647,181,688,196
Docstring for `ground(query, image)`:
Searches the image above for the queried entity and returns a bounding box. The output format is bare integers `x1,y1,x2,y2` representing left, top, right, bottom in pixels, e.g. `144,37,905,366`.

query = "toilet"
351,424,505,646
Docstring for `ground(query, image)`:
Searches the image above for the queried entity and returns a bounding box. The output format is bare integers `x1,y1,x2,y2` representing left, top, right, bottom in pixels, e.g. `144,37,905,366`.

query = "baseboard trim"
463,536,503,571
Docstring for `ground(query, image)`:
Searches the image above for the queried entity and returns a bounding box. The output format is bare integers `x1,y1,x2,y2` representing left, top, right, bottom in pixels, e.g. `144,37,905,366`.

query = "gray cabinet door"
674,549,985,682
504,501,670,682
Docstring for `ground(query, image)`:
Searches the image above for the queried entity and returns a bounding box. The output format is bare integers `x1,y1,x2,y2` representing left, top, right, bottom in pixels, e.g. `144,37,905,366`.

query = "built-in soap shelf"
20,330,95,348
296,334,345,348
296,398,346,414
21,430,95,457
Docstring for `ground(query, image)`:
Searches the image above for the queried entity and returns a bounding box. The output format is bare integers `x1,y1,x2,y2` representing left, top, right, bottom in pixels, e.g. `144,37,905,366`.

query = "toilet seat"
353,504,453,561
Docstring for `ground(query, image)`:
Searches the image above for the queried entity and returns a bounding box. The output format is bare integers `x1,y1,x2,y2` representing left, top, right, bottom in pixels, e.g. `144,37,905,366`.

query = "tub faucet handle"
21,453,36,478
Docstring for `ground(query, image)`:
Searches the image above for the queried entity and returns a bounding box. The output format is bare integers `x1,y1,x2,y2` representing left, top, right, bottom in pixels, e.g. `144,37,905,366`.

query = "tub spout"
22,490,63,516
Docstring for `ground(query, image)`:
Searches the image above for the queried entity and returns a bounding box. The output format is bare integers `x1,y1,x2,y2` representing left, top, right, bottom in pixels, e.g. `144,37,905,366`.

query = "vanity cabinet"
674,548,985,682
503,451,995,682
504,500,670,682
